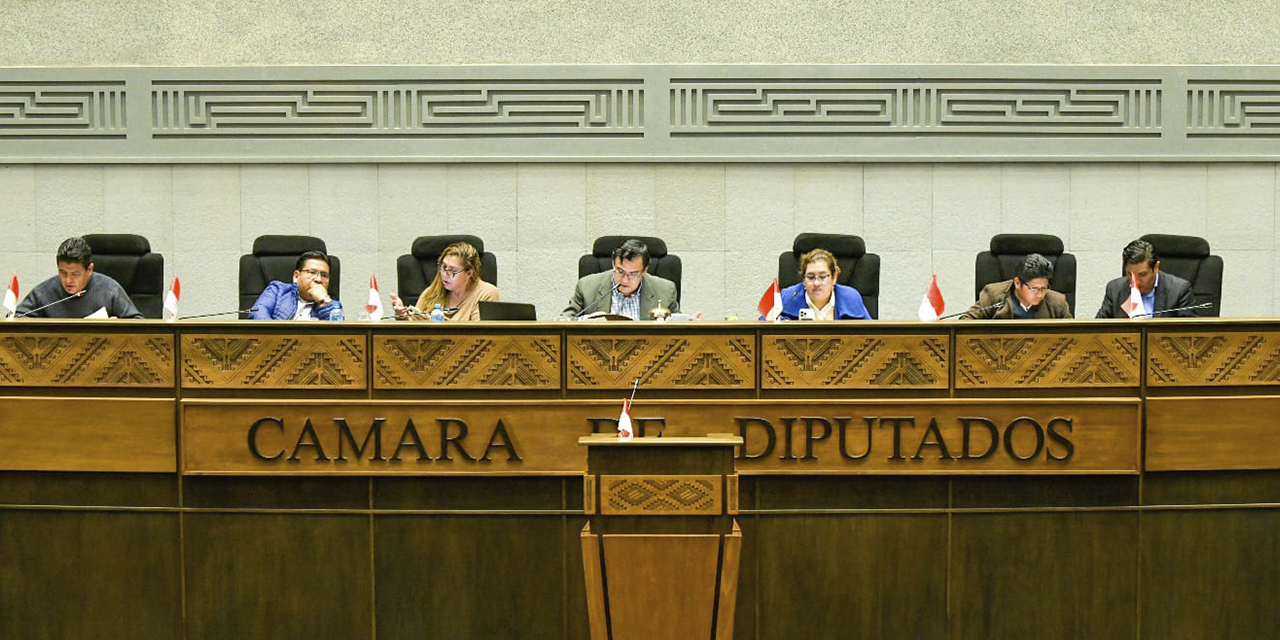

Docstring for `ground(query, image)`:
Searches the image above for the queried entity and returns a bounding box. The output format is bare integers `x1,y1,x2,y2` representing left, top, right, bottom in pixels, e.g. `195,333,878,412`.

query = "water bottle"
429,303,446,322
328,301,344,322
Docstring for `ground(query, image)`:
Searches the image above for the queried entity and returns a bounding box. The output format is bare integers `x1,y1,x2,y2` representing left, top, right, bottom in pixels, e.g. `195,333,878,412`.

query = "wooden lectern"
578,434,743,640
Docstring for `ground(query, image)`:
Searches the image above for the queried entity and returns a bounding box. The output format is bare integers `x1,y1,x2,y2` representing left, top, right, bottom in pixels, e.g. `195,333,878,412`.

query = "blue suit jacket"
249,281,342,320
777,283,872,320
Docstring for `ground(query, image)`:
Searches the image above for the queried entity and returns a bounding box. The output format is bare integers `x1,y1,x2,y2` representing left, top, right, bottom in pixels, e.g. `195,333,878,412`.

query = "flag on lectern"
163,276,180,321
617,398,633,440
917,275,944,321
366,274,383,321
757,277,782,321
3,276,17,319
1121,273,1144,319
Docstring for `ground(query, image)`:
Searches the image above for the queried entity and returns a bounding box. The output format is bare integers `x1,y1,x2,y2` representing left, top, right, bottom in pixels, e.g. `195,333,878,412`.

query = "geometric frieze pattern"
672,78,1161,136
373,335,559,389
761,335,948,389
600,475,722,516
1148,332,1280,386
956,333,1140,388
567,335,754,390
181,334,365,389
152,80,643,137
0,333,173,387
0,82,128,138
1187,81,1280,136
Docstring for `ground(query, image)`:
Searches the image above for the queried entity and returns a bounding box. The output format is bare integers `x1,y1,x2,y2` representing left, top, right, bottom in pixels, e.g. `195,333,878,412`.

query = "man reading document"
14,237,142,319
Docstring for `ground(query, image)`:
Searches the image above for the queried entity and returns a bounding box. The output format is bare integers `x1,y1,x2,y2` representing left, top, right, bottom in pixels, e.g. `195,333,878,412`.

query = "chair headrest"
591,236,668,258
989,234,1064,255
793,233,865,257
411,235,486,260
252,235,327,256
1140,234,1211,259
82,234,150,256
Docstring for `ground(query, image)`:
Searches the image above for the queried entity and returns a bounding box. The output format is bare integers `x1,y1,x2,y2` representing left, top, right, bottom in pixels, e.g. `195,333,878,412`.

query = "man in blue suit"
249,251,344,320
776,248,872,321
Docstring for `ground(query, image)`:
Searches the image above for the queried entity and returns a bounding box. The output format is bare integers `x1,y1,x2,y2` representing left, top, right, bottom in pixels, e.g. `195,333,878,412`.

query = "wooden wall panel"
567,334,754,390
373,334,559,389
181,333,366,389
1141,509,1280,640
1146,397,1280,471
0,398,176,472
1147,330,1280,386
761,334,948,389
183,513,373,640
955,332,1141,389
0,332,173,387
0,511,182,640
950,512,1139,640
753,514,949,640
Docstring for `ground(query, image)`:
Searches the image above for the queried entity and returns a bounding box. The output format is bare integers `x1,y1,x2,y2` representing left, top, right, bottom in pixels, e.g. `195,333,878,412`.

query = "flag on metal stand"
917,274,945,321
366,274,383,321
163,276,180,321
1121,273,1144,319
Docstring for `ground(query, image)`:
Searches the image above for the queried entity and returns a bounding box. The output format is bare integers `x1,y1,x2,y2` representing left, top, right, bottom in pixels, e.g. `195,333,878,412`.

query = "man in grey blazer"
561,239,680,320
1096,239,1197,318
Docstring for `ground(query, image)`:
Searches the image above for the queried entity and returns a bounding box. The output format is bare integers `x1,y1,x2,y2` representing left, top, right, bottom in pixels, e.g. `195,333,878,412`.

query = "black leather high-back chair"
396,235,498,304
578,236,682,300
1140,233,1224,317
778,233,881,319
975,234,1077,314
82,233,165,319
238,235,340,317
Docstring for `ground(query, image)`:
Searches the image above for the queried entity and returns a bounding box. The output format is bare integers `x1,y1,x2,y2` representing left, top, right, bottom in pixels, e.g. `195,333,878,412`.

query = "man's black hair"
56,237,93,269
612,239,650,268
295,250,330,271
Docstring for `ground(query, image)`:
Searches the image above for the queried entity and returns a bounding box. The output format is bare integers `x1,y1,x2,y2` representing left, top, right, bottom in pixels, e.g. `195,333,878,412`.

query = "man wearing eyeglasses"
248,251,344,320
561,239,679,320
960,253,1072,320
775,248,872,321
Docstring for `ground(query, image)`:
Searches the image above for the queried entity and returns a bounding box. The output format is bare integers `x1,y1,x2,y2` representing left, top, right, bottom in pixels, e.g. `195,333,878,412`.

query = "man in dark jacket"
1095,239,1196,319
14,236,142,319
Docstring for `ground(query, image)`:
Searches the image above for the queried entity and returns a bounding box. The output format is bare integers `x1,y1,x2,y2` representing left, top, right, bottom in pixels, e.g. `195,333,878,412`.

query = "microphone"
179,307,260,320
575,282,620,318
15,290,85,318
1136,301,1213,318
774,285,807,320
939,300,1005,320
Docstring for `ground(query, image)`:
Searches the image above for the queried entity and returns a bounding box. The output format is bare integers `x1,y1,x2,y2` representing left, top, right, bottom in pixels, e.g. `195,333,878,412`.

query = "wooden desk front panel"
0,331,173,387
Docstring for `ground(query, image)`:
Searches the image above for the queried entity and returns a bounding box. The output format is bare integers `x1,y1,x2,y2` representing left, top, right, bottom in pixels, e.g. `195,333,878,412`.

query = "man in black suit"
1095,239,1197,318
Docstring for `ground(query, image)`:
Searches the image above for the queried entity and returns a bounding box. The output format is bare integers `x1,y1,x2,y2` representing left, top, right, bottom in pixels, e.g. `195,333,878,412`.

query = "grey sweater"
14,273,143,319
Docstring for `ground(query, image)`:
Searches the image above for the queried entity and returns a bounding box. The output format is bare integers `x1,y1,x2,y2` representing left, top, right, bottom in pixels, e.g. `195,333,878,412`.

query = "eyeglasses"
613,269,644,281
439,265,469,277
804,274,832,283
300,269,330,280
1021,283,1049,294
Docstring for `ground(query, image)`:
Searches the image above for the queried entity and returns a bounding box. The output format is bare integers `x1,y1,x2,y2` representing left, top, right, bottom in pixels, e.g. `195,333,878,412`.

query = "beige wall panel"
240,165,311,249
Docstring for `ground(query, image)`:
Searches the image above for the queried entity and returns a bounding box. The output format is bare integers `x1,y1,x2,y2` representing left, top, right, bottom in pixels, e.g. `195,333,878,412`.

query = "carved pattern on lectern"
1148,332,1280,385
373,336,558,389
957,333,1139,388
0,82,128,137
182,335,365,388
762,336,947,389
568,335,753,389
0,334,173,387
601,475,721,516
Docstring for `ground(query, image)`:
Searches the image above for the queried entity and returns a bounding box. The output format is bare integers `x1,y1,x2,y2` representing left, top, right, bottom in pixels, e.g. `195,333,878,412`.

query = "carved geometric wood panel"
181,334,365,389
761,335,948,389
567,335,754,390
956,333,1140,388
0,333,173,387
372,335,559,389
1147,332,1280,386
599,475,722,516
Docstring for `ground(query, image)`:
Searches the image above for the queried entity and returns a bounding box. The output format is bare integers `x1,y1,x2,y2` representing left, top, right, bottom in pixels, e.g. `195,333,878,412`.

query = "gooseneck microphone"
576,282,620,318
15,290,85,318
179,307,260,320
938,300,1005,320
1137,301,1214,318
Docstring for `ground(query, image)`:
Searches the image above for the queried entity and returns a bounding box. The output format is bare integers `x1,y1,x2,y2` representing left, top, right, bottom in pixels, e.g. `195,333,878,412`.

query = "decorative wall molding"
3,65,1280,161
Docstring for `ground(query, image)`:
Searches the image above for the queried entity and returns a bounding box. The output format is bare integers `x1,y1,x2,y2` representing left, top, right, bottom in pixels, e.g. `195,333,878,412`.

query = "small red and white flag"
1121,273,1144,319
162,276,180,321
757,277,783,321
366,274,383,321
617,398,633,440
3,275,17,319
917,274,945,321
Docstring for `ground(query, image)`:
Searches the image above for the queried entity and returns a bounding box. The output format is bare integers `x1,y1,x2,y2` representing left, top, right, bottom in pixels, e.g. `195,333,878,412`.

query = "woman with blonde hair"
391,242,499,321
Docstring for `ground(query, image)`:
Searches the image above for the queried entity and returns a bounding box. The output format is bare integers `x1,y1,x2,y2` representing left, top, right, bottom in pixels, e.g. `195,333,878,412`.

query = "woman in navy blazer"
776,248,872,321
